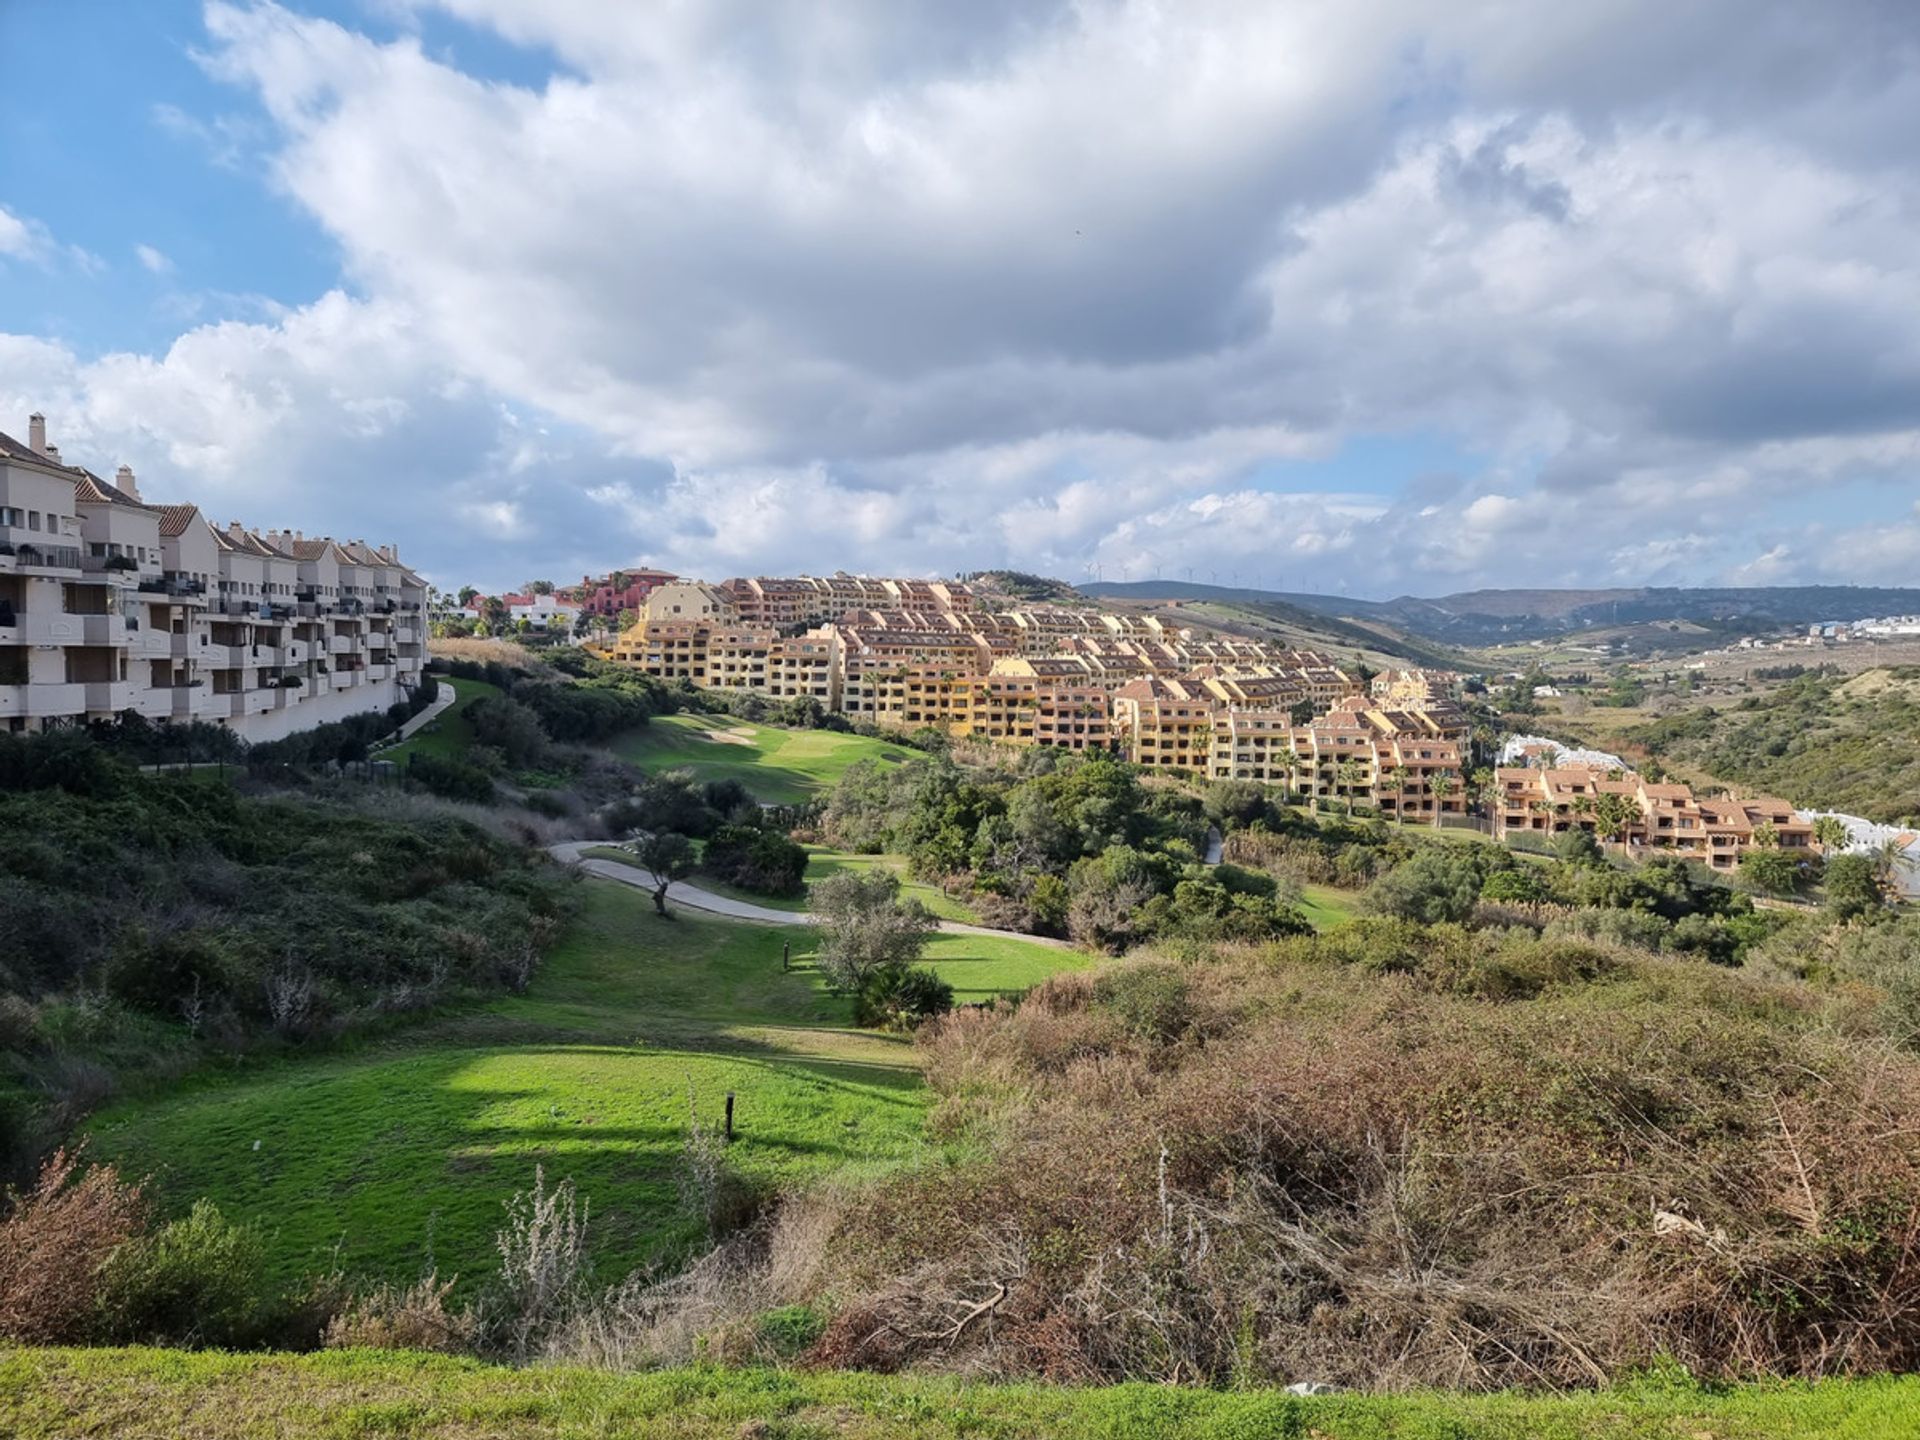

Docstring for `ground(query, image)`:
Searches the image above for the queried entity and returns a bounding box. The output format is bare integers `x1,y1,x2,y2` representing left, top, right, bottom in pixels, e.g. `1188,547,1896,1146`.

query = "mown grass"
609,713,916,804
8,1349,1920,1439
1298,882,1358,930
380,677,503,765
84,881,1077,1291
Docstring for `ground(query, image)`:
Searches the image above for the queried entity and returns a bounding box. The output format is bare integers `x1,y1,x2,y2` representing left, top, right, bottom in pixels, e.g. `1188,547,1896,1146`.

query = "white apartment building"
1,414,426,743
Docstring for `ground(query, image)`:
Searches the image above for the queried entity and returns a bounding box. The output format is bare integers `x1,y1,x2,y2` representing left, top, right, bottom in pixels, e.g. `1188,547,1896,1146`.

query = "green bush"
95,1199,270,1347
1094,962,1192,1043
856,965,955,1030
407,752,496,803
757,1302,826,1357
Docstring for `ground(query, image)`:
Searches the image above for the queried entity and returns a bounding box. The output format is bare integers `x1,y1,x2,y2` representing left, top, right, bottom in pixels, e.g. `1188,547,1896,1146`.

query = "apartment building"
718,573,978,628
1493,764,1816,870
1112,676,1216,771
0,415,425,742
645,581,735,623
567,568,678,619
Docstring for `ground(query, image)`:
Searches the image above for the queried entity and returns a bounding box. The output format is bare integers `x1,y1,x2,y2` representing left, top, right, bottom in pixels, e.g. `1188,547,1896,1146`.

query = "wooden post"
781,939,790,972
724,1091,735,1144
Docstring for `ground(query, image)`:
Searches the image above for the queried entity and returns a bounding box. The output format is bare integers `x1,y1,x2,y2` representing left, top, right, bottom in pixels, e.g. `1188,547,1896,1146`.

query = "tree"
1811,815,1850,852
457,585,478,608
1430,771,1456,828
1363,850,1484,925
1824,852,1880,920
1555,826,1603,866
1737,846,1800,898
1335,758,1367,817
615,608,641,633
1591,793,1640,849
636,832,696,918
528,579,555,596
1385,765,1411,820
811,871,936,994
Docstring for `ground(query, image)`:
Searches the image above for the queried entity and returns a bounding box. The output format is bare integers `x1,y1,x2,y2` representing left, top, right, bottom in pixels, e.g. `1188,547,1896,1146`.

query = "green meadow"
609,713,916,804
85,880,1078,1290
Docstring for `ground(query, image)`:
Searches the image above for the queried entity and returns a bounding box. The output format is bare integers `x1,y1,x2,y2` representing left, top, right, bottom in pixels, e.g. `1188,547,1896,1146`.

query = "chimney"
43,444,60,463
27,413,46,455
115,465,142,503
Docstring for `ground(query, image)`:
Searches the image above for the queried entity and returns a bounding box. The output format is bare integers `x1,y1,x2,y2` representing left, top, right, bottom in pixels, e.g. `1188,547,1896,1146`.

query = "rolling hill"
1086,581,1920,647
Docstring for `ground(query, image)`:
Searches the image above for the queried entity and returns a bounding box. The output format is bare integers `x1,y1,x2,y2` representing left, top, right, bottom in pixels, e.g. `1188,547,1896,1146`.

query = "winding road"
546,840,1073,949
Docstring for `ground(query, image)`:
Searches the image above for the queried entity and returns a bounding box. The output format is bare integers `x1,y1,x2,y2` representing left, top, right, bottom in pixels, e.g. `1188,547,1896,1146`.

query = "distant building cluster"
592,573,1477,812
1493,764,1813,871
2,414,426,741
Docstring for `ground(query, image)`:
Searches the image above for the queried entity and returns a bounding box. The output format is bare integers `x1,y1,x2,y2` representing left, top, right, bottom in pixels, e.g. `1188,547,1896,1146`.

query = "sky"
2,1,1918,599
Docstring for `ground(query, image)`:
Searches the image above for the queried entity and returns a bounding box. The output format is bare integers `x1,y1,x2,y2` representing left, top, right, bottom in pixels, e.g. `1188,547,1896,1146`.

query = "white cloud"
7,1,1920,595
134,244,174,275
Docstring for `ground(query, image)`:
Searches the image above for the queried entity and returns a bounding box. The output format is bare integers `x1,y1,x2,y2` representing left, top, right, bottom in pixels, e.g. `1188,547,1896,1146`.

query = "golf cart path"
547,840,1074,949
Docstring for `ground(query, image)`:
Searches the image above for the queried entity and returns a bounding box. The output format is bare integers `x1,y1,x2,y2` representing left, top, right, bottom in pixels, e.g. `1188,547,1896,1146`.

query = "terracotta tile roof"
156,503,203,538
71,469,154,510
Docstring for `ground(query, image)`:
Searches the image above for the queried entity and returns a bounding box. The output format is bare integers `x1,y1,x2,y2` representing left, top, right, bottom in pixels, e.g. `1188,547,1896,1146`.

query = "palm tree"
1810,815,1849,852
1431,771,1456,829
1279,746,1300,805
1870,837,1910,899
1386,764,1412,821
1336,759,1366,817
1593,793,1639,850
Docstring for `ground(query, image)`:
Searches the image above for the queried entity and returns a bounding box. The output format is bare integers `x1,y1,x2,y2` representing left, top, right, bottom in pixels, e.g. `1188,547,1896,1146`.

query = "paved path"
546,840,1074,949
387,677,457,743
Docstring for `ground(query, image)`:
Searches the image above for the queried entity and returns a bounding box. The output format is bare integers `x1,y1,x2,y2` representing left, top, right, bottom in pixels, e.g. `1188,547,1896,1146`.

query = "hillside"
1620,666,1920,824
1086,581,1920,647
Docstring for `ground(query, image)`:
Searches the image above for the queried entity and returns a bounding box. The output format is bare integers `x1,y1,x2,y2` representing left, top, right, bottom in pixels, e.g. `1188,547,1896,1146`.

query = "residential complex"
585,570,1478,807
1,415,426,741
1492,763,1814,871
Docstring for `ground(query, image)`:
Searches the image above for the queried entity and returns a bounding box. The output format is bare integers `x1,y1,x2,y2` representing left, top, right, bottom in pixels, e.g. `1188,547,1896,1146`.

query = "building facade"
1,415,425,741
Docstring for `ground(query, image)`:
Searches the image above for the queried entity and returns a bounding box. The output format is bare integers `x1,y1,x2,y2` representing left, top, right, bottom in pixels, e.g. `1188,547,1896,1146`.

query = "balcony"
80,614,128,646
139,576,207,600
0,682,86,718
170,684,207,719
366,630,389,650
328,635,353,655
127,627,173,658
2,544,84,573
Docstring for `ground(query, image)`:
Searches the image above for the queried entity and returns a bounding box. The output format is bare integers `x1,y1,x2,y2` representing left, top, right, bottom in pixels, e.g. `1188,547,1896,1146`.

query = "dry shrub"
813,940,1920,1391
550,1192,842,1370
0,1147,146,1342
325,1269,479,1353
430,638,543,671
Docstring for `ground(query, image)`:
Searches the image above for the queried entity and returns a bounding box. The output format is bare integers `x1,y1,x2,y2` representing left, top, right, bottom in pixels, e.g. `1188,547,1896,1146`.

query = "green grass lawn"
85,881,1076,1291
379,676,502,764
1298,882,1358,930
610,713,916,804
10,1349,1920,1440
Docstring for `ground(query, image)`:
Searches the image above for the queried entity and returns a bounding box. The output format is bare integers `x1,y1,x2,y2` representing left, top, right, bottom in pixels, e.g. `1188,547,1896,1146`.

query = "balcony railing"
139,576,207,598
5,544,83,571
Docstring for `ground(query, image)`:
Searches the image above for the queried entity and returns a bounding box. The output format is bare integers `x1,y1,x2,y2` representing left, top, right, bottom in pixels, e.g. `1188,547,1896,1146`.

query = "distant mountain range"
1081,582,1920,647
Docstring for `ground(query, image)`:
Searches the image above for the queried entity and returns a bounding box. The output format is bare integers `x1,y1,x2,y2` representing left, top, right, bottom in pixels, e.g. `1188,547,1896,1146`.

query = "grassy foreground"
6,1350,1919,1440
84,882,1078,1289
610,713,915,804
